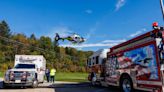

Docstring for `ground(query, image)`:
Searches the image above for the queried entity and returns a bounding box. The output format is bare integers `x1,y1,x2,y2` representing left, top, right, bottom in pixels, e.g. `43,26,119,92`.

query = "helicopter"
54,33,86,45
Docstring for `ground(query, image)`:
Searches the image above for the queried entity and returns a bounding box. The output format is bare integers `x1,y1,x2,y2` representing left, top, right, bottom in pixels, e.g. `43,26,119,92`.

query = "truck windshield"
14,64,35,69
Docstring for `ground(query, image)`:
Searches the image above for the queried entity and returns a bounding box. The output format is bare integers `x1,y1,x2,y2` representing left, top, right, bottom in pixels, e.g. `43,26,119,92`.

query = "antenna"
160,0,164,22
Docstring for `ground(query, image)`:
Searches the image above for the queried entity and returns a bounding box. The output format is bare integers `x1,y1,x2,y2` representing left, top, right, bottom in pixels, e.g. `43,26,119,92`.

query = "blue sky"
0,0,163,51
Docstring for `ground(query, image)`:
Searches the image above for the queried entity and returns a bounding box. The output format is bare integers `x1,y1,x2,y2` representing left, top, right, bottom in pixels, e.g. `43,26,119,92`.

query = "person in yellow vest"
50,67,56,83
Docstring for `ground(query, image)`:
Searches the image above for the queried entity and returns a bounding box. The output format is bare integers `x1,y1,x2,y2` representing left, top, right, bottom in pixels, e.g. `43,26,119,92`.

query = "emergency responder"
50,67,56,83
45,68,50,82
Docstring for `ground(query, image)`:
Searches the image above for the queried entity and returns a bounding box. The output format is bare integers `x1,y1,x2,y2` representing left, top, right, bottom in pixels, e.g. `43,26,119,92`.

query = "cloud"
102,39,126,43
47,26,73,39
61,39,125,48
61,43,117,48
129,28,147,38
115,0,126,11
85,9,93,14
85,22,99,40
129,31,142,38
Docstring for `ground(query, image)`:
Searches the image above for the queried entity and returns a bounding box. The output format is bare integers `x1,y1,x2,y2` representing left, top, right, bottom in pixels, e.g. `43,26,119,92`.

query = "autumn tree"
0,20,93,72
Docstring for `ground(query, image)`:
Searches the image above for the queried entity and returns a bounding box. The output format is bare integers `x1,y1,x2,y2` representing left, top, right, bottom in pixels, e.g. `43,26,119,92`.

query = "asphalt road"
53,83,120,92
0,80,147,92
0,82,120,92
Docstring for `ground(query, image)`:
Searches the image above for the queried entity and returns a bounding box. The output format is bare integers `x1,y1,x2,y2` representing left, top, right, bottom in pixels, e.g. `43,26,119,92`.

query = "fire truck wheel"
120,75,133,92
91,77,96,86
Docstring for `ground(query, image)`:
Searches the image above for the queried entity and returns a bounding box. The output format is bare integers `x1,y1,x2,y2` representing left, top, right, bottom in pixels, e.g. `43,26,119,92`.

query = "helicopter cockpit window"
75,37,78,39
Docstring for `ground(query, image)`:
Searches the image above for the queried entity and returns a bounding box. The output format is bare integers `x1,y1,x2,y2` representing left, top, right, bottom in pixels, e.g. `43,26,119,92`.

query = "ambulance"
3,55,46,88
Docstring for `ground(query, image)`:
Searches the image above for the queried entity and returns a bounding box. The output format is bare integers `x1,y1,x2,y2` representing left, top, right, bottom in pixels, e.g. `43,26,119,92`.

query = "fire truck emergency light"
152,22,159,29
152,22,158,27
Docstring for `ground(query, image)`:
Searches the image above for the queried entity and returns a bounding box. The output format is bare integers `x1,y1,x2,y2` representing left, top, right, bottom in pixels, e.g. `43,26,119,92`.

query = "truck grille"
14,73,22,80
10,71,26,80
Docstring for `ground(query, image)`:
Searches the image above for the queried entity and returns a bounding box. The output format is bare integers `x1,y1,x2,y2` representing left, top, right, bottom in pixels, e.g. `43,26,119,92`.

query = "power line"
0,35,46,52
0,35,79,61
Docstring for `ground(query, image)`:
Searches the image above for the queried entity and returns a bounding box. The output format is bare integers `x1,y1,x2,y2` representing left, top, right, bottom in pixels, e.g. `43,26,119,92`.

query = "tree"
39,36,52,50
53,37,59,52
0,20,94,72
12,33,29,54
30,33,36,40
0,20,11,37
29,34,38,52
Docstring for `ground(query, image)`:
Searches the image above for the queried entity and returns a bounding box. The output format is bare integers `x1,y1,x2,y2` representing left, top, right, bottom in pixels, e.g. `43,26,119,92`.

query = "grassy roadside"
0,71,88,82
0,71,4,78
55,72,88,82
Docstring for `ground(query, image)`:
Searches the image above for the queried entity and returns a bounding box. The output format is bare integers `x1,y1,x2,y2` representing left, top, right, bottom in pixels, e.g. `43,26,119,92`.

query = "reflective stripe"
135,87,152,91
50,69,56,76
137,80,162,86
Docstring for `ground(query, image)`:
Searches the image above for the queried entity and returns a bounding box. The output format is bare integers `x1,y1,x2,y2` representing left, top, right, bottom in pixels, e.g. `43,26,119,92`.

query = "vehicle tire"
120,75,133,92
91,77,96,86
32,80,38,88
21,86,26,89
98,81,102,87
2,82,9,89
2,82,6,88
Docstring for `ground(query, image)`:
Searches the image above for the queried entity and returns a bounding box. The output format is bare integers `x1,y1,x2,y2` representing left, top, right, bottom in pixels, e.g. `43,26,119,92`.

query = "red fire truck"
87,23,164,92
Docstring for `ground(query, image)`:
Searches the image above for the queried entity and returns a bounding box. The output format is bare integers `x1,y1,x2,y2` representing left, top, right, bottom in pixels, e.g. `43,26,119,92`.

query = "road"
0,82,121,92
0,80,146,92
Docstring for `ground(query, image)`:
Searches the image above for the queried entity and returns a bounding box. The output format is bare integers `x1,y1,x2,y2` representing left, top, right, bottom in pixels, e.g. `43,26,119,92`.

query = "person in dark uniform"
90,70,96,81
45,68,50,82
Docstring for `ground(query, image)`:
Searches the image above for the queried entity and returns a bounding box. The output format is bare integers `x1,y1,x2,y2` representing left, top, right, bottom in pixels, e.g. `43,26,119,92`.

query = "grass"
0,71,88,82
55,72,89,82
0,71,4,78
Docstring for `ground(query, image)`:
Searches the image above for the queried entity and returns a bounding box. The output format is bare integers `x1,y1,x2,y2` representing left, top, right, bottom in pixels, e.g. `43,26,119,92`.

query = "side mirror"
8,66,11,70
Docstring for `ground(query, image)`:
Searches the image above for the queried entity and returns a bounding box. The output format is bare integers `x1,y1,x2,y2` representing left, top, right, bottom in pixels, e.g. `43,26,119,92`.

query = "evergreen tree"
0,20,11,37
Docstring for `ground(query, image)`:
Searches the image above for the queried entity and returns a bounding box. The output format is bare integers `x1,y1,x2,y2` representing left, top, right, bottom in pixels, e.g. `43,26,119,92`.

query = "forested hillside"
0,20,93,72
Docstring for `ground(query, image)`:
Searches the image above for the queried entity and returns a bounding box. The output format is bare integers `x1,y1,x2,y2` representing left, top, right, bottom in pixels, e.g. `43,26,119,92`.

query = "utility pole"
160,0,164,21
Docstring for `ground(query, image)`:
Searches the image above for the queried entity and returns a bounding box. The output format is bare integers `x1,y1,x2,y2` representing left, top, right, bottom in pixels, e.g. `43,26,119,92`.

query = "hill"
0,20,93,72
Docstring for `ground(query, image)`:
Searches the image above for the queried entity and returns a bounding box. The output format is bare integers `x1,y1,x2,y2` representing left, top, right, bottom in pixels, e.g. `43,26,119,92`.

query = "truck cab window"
15,64,35,69
159,42,164,64
114,57,119,69
96,56,99,64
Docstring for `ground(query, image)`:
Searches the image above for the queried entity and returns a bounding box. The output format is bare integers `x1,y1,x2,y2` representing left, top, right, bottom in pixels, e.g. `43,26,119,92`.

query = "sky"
0,0,163,51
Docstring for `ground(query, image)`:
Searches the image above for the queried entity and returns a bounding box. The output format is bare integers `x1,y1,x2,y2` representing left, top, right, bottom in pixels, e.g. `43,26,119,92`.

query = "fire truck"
87,49,109,85
87,22,164,92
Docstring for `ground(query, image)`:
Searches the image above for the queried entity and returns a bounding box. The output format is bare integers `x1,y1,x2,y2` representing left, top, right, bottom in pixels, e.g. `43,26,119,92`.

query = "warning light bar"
152,22,159,30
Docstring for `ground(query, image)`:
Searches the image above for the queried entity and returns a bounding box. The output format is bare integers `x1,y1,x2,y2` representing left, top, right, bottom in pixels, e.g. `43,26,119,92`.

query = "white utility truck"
3,55,46,88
